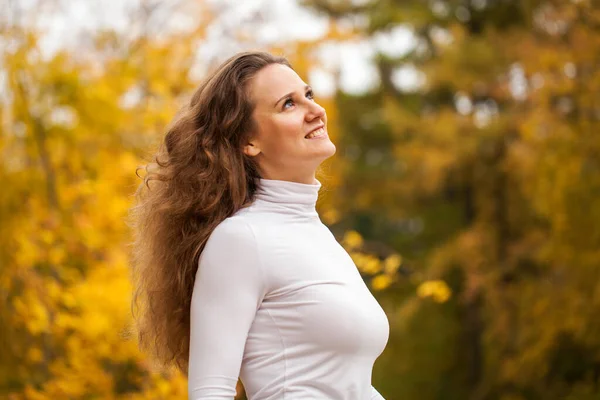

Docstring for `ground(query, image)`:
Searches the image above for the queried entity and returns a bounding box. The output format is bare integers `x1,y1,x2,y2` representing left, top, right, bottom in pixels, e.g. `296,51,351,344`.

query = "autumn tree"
1,0,210,397
301,0,600,399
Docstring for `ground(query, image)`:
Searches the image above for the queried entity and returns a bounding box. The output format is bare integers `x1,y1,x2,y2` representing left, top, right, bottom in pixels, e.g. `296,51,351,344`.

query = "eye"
283,98,294,110
282,90,315,110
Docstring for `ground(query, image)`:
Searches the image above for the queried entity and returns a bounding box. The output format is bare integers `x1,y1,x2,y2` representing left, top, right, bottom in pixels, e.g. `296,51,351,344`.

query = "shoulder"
205,215,258,250
199,215,267,285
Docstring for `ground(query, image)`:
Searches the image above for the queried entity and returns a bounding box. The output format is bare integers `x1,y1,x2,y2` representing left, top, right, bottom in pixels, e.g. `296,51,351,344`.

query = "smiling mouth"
305,127,326,139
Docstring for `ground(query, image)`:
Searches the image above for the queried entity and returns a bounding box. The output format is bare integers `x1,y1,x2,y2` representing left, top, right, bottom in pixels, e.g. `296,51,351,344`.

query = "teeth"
306,128,325,139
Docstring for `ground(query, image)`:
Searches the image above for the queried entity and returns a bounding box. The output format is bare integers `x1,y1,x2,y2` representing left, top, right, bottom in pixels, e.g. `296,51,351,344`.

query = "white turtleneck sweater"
188,178,389,400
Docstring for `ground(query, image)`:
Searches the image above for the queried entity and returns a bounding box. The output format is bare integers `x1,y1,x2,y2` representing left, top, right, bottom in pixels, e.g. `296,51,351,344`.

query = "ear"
243,140,261,157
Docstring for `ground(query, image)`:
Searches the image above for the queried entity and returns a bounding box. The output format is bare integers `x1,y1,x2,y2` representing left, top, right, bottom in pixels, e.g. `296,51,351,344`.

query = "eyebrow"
274,85,312,108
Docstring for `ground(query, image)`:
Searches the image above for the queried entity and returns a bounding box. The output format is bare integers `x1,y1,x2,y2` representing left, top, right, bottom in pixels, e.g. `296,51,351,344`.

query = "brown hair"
128,51,291,374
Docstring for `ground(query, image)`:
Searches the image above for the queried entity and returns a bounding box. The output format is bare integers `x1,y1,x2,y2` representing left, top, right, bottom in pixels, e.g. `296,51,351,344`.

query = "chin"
326,140,337,155
317,141,337,160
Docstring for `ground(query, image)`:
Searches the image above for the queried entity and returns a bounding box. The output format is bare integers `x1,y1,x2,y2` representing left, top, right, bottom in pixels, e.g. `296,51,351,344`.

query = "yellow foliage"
351,252,382,275
12,290,51,336
60,292,77,309
383,254,402,275
343,230,364,249
417,280,452,303
0,11,206,396
48,246,66,265
26,347,43,364
321,207,341,225
23,386,48,400
371,274,393,291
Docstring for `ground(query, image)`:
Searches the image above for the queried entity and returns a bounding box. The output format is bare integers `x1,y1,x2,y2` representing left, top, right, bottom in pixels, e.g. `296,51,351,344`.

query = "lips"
305,125,325,139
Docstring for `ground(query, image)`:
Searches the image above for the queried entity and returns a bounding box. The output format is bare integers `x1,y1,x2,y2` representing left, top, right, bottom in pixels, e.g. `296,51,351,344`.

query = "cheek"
277,113,305,136
258,114,307,155
271,114,306,145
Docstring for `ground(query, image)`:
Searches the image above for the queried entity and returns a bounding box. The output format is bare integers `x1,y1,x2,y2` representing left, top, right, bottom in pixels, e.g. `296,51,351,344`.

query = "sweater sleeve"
188,220,266,400
371,385,386,400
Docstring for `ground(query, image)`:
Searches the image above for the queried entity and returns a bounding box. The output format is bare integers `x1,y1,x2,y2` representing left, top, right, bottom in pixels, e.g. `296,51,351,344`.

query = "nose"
305,100,326,122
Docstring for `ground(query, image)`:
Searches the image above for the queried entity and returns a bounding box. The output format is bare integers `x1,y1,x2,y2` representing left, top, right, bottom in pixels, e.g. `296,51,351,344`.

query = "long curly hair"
128,51,291,374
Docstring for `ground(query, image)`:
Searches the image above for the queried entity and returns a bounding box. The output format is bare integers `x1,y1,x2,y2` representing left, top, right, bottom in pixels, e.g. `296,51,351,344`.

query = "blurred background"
1,0,599,399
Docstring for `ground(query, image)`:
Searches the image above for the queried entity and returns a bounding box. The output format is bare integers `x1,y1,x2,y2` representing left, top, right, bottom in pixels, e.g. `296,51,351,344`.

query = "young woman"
129,51,389,399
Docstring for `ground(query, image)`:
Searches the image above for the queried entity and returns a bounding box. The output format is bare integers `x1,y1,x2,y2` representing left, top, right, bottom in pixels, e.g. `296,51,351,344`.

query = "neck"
258,168,317,185
251,177,322,218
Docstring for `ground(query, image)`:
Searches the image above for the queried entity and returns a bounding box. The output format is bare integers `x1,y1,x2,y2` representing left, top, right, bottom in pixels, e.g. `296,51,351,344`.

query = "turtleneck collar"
251,178,321,218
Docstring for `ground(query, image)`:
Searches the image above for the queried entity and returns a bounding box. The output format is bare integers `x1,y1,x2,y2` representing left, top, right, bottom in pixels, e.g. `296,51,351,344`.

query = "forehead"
248,63,306,108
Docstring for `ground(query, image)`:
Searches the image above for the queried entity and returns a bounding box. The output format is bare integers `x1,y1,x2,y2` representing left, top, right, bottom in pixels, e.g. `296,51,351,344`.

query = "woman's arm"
188,220,266,400
371,385,386,400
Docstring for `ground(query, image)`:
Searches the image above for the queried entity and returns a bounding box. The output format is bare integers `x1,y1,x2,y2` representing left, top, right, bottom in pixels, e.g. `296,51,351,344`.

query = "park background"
1,0,599,399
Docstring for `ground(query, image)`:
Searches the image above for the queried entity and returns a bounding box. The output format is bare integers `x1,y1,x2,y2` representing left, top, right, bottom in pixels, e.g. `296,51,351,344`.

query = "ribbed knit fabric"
188,178,389,399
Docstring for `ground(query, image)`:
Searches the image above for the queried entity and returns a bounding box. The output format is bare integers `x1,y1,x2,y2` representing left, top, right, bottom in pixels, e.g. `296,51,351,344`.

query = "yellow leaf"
46,280,61,301
371,274,393,291
27,347,44,364
61,292,77,309
417,280,452,303
352,252,382,275
383,254,402,274
23,385,47,400
342,230,363,249
321,208,341,225
48,246,65,265
40,230,54,245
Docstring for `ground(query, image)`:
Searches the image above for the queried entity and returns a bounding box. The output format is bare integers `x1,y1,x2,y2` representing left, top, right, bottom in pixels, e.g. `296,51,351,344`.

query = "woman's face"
244,63,336,184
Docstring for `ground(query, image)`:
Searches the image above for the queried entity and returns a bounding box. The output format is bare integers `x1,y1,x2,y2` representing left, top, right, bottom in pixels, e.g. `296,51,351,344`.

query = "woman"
129,51,389,399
